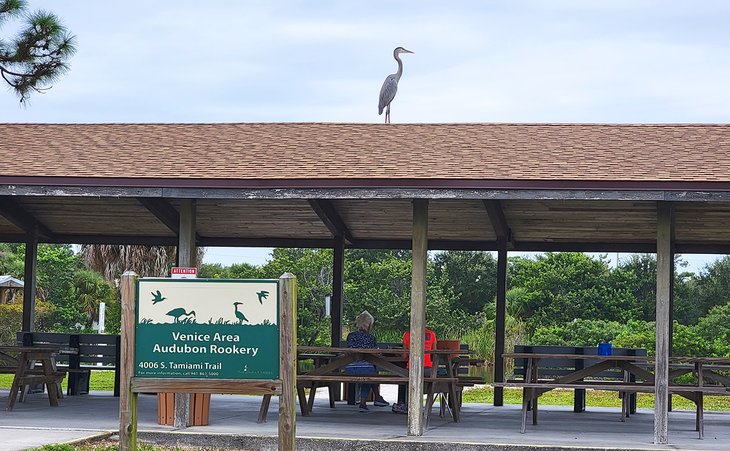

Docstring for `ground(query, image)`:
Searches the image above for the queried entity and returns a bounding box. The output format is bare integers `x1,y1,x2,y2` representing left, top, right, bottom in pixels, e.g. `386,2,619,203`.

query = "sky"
2,1,729,273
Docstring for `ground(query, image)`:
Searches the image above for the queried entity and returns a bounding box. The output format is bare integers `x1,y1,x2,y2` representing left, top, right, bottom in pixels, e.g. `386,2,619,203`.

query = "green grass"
1,370,117,391
462,386,730,411
32,443,207,451
31,438,255,450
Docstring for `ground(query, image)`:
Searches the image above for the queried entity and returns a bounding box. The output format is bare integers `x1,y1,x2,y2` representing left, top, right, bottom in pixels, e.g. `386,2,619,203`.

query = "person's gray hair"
355,311,374,330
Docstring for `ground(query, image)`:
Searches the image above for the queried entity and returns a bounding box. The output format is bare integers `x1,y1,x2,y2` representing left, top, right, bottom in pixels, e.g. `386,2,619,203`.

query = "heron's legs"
385,104,391,124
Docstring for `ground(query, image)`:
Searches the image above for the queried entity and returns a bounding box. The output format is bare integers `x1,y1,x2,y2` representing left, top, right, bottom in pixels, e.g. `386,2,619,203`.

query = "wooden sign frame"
119,272,297,451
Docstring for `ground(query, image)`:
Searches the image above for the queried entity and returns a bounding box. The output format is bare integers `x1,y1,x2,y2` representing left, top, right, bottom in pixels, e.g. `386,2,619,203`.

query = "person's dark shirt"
346,329,377,349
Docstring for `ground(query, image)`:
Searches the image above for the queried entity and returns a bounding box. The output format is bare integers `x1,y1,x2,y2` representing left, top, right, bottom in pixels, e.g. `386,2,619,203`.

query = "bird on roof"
233,302,249,324
166,308,196,323
378,46,414,124
151,290,166,304
256,290,269,304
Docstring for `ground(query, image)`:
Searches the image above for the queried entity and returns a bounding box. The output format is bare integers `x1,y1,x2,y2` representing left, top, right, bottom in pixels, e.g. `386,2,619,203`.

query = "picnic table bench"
497,352,730,439
511,345,647,413
258,346,463,426
17,332,121,396
1,345,71,410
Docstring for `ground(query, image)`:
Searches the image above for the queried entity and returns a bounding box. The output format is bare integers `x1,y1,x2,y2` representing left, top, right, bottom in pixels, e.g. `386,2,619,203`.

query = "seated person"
345,311,390,412
392,325,437,414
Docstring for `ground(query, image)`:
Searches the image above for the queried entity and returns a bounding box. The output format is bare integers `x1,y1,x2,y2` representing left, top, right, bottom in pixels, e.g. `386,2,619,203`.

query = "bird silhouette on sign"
151,290,166,304
378,46,414,124
233,302,249,325
166,308,196,323
256,290,269,304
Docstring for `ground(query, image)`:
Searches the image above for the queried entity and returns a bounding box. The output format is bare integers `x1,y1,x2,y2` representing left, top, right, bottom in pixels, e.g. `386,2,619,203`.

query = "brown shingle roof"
1,123,729,187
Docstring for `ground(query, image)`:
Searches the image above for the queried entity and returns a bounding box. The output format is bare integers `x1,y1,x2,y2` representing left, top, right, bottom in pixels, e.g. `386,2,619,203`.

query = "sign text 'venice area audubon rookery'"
134,279,279,379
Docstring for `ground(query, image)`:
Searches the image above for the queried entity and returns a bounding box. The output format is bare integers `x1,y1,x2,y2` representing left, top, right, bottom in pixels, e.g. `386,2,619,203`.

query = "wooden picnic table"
0,345,74,411
498,352,730,438
258,346,467,425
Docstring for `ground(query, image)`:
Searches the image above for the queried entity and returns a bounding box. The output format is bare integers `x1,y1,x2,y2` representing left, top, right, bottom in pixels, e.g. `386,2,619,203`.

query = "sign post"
119,274,295,451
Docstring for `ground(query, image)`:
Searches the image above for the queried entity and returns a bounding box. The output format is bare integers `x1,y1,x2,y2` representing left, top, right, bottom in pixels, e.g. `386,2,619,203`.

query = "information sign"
135,279,279,379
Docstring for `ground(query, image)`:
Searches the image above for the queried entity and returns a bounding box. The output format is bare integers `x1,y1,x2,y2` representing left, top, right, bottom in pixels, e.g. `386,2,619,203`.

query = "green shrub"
0,301,56,345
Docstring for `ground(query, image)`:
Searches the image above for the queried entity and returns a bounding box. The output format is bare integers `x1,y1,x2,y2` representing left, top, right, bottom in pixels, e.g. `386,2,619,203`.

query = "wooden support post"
279,273,297,451
330,234,345,401
174,199,196,428
654,202,672,444
119,271,138,451
494,240,507,406
668,246,675,412
178,199,197,266
331,234,345,347
22,230,38,331
408,199,428,436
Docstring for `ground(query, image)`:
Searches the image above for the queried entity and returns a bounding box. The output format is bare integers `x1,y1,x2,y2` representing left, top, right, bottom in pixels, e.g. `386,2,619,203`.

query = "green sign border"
134,278,280,379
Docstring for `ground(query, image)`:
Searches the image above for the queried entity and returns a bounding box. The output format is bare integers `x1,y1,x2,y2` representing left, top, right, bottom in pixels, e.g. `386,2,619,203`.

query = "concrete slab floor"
1,388,728,450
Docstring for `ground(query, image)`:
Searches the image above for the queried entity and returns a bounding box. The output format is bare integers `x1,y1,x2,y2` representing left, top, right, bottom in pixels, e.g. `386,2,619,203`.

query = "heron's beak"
403,48,414,54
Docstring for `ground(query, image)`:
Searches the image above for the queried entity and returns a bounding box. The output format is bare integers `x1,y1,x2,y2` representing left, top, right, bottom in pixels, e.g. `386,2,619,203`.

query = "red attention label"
171,267,197,278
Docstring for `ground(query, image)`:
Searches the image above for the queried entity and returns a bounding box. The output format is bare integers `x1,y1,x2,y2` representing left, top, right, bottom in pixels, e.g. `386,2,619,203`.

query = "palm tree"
80,245,185,281
73,269,114,328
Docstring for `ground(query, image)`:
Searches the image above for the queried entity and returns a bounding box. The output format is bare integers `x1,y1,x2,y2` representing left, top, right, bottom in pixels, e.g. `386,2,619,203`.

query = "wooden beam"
308,199,355,244
157,186,730,203
493,239,507,406
22,231,38,331
131,378,280,394
0,197,54,239
202,237,335,248
50,235,179,246
353,239,659,253
654,202,673,444
483,200,513,247
6,183,730,203
512,241,657,253
408,199,428,436
137,197,180,235
0,230,725,255
138,197,204,243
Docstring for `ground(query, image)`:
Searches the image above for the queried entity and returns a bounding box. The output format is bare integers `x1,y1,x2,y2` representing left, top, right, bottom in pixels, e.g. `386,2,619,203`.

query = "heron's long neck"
394,53,404,81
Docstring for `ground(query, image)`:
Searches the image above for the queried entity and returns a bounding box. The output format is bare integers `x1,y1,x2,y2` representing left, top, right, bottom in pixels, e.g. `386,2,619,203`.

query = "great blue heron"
378,46,414,124
233,302,249,324
166,307,196,323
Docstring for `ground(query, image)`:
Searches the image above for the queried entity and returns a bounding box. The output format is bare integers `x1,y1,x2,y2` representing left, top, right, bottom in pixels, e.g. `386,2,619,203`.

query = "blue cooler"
597,343,613,355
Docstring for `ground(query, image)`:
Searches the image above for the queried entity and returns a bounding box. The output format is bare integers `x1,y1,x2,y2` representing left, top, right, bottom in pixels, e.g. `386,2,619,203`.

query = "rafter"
483,199,513,248
137,197,180,234
0,197,54,239
137,197,202,242
308,199,355,244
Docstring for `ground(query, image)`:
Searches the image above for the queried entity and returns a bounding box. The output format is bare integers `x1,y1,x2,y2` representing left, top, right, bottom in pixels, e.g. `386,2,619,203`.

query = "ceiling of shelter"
2,123,730,252
0,194,729,253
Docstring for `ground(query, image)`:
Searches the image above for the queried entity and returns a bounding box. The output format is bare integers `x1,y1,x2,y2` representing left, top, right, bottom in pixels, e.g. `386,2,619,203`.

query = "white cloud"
2,1,730,124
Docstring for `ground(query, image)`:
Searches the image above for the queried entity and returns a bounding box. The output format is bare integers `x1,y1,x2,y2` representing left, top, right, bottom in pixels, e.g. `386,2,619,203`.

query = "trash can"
157,392,211,426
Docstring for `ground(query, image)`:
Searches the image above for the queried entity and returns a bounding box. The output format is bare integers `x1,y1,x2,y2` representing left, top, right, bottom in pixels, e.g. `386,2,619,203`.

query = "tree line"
201,249,730,361
2,244,729,362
